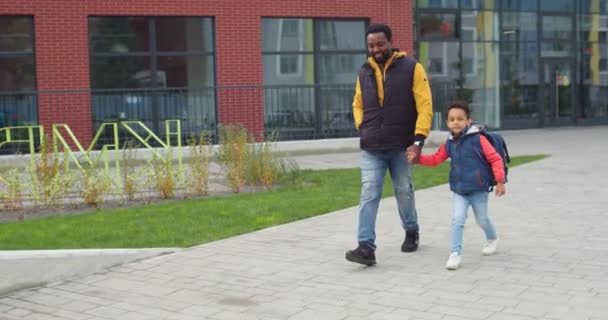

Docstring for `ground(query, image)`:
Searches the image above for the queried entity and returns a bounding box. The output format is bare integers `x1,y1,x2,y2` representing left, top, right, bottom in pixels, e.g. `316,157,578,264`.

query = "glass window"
541,15,573,57
90,56,151,89
0,57,36,92
157,56,214,88
262,54,314,85
462,41,501,127
579,14,608,41
416,41,460,123
501,46,540,118
540,0,574,12
317,53,366,83
461,11,499,41
262,19,314,52
0,16,34,52
580,0,608,13
89,17,214,89
155,17,214,52
416,0,458,9
461,0,496,10
418,13,458,40
317,20,366,50
500,0,538,11
88,17,150,53
0,16,36,92
502,12,537,42
0,16,37,127
581,42,608,117
88,17,216,139
262,18,365,137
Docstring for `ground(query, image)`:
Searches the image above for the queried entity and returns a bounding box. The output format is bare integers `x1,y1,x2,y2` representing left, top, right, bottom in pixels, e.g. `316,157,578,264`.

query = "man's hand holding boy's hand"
495,183,506,196
406,149,419,164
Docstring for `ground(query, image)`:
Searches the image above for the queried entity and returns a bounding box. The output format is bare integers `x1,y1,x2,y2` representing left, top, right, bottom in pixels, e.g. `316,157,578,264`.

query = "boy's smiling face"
446,107,472,135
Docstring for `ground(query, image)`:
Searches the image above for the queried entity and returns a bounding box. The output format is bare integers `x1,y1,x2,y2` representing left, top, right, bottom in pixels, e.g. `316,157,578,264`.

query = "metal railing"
0,84,361,153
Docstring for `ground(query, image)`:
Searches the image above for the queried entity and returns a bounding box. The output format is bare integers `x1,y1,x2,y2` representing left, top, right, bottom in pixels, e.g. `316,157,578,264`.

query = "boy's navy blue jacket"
418,124,505,195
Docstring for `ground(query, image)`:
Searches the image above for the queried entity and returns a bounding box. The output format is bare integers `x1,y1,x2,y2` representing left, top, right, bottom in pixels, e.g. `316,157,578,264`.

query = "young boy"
408,101,505,270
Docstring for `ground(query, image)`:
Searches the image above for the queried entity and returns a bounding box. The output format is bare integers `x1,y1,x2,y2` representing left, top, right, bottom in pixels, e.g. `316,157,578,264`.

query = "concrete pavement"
0,126,607,319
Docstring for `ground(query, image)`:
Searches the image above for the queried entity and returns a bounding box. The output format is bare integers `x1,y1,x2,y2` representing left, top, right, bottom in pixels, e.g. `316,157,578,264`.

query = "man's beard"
373,50,392,64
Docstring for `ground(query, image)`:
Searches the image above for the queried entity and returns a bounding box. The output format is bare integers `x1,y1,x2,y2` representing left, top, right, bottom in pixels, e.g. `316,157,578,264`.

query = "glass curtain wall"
88,17,216,141
416,0,501,129
262,18,366,139
580,0,608,120
500,2,541,127
416,0,608,129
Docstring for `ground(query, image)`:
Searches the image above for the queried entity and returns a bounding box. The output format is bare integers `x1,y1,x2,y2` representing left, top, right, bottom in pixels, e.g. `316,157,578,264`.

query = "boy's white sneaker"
445,252,461,270
482,239,498,255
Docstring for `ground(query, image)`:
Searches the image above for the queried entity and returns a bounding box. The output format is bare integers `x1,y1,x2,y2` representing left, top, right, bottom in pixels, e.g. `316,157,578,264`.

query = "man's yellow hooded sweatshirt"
352,50,433,150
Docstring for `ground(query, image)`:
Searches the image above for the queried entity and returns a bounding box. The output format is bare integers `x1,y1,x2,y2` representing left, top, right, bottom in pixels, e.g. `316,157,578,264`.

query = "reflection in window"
418,13,458,40
262,18,366,137
500,0,538,11
0,16,37,126
502,12,537,41
541,0,575,12
88,16,216,139
89,17,214,89
461,11,498,41
416,0,458,9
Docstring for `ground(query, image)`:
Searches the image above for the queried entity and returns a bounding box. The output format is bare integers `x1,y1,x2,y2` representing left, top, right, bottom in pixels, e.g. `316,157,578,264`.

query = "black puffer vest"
358,55,418,150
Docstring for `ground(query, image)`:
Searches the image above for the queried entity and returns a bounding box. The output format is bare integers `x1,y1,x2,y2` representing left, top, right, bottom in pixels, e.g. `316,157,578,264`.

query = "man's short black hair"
447,100,471,119
366,23,392,42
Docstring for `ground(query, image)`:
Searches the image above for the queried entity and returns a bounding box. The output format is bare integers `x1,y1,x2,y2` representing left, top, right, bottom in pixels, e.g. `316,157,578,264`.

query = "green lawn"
0,154,548,250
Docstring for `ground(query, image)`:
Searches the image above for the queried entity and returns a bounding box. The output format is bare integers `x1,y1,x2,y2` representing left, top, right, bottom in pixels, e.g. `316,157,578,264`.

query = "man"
346,23,433,266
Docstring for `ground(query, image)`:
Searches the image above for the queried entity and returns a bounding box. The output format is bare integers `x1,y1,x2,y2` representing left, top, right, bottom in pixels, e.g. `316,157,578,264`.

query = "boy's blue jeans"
451,191,497,255
358,150,419,249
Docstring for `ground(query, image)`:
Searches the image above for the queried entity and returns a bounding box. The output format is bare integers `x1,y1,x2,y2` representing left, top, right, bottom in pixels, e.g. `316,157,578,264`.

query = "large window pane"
0,17,34,52
418,13,458,40
582,42,608,118
90,56,151,89
461,0,496,10
578,14,608,42
502,12,537,42
88,17,150,53
500,0,538,11
462,42,501,127
317,20,366,50
262,19,313,52
156,17,213,52
317,53,366,84
540,0,574,12
416,0,458,9
462,11,498,41
542,15,573,57
157,55,214,88
263,54,314,85
262,18,366,139
0,16,37,129
417,41,460,122
0,57,36,91
580,0,608,13
501,46,540,118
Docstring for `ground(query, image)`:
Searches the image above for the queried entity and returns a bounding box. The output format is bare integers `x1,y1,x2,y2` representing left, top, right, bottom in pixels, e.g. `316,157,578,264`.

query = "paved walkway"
1,126,607,320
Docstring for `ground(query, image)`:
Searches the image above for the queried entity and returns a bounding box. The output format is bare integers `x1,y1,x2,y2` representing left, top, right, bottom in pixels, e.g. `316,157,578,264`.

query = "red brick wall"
1,0,413,144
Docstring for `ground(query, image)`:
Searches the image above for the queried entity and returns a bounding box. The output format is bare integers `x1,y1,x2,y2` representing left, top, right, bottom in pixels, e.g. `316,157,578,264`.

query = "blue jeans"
358,150,418,249
451,191,497,254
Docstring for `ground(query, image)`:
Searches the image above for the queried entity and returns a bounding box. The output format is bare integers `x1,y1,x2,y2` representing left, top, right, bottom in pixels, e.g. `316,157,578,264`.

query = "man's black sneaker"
345,242,376,266
401,230,419,252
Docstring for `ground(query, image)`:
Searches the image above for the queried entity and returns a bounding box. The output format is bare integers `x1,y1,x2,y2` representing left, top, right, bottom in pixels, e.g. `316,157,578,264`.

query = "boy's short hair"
366,23,392,41
447,100,471,119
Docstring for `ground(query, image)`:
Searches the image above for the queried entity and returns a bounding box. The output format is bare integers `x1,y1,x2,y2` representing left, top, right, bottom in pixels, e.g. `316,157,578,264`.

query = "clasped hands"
406,145,421,164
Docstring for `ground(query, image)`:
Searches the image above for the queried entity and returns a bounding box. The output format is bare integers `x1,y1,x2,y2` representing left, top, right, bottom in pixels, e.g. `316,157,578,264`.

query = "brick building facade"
0,0,414,146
